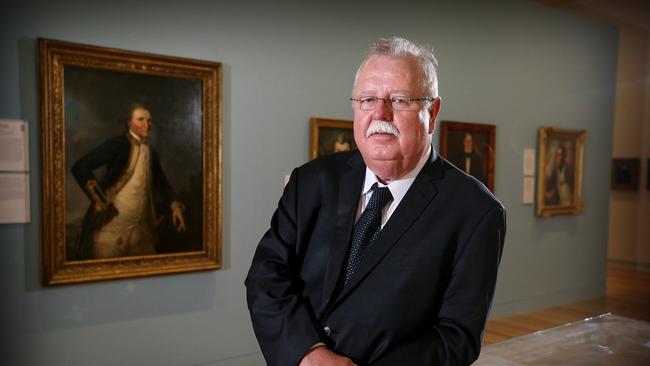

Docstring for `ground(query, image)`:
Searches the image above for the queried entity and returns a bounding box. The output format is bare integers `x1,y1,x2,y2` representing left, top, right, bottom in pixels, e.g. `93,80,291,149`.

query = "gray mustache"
366,120,400,138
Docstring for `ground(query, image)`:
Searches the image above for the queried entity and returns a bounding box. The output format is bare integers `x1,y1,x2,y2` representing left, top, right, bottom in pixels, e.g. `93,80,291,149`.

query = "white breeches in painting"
94,143,156,258
556,168,572,205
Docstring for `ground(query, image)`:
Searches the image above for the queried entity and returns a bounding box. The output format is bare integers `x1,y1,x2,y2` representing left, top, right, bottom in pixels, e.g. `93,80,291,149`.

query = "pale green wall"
0,0,618,365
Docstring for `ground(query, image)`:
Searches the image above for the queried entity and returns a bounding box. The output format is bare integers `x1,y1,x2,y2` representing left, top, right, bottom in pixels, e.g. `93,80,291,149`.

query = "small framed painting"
310,117,357,160
439,121,496,192
611,158,640,191
536,127,586,217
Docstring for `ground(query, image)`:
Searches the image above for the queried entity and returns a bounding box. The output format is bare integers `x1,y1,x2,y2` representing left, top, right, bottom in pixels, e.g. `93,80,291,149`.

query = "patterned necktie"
343,183,393,287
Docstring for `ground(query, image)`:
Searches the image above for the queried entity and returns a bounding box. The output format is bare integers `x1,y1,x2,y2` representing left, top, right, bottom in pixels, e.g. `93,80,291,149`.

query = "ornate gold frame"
536,127,586,217
40,39,222,285
309,117,354,160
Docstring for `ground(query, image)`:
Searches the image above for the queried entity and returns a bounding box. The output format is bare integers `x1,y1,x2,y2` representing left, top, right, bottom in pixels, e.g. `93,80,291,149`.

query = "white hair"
353,36,439,98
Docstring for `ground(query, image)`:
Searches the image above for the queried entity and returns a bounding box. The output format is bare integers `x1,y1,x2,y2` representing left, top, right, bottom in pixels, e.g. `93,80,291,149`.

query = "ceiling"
535,0,650,32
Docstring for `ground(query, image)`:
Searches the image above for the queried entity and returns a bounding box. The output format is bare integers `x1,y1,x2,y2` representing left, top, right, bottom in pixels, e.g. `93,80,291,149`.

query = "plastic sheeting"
475,314,650,365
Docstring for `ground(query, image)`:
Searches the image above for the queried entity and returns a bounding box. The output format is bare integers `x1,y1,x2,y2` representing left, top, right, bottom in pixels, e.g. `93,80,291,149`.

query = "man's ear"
428,97,441,134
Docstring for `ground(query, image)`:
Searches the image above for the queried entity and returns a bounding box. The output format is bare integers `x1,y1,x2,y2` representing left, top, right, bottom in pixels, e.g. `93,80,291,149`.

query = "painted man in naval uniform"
72,103,186,259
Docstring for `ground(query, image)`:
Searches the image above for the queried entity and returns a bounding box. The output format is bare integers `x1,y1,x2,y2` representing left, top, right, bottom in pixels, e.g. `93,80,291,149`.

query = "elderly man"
72,103,186,259
246,37,506,366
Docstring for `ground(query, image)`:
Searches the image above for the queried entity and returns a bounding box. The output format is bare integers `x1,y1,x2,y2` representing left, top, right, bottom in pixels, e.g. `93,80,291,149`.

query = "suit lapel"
320,152,365,311
332,153,444,304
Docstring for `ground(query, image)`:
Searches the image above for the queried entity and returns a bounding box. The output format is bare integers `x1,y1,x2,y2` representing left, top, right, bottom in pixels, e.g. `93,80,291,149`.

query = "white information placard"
523,176,535,204
0,120,29,172
0,172,30,223
0,120,30,223
523,148,536,176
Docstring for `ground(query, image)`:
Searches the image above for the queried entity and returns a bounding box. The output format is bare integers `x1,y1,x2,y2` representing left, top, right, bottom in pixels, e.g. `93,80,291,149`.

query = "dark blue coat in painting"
71,133,178,259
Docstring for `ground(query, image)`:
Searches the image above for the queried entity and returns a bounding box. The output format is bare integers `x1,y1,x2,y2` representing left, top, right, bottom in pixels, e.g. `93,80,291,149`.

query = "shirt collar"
128,130,147,145
362,144,432,203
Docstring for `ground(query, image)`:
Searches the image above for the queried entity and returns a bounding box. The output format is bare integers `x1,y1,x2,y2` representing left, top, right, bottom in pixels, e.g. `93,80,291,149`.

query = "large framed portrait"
536,127,586,217
40,39,221,285
439,121,496,192
310,117,357,159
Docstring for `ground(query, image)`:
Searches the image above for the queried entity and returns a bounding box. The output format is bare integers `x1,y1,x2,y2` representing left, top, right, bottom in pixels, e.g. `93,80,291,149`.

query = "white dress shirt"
306,145,434,354
355,145,432,228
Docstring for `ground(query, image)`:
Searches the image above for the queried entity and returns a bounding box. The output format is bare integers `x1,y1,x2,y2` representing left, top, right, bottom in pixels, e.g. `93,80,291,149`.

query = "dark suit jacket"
71,134,178,259
245,149,506,366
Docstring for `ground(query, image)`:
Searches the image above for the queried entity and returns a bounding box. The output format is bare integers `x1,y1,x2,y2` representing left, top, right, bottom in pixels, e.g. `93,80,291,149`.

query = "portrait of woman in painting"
543,140,576,206
310,118,357,159
535,127,585,217
318,129,357,157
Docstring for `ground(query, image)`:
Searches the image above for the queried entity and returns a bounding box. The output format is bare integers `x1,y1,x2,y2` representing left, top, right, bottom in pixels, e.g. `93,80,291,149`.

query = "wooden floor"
483,266,650,345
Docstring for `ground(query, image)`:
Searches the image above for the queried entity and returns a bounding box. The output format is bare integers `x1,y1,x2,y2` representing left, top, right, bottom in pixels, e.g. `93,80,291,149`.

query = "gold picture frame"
536,127,586,217
40,39,222,285
309,117,357,160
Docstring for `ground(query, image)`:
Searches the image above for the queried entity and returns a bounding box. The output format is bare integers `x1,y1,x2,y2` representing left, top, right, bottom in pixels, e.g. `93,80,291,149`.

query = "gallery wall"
0,0,618,365
608,26,650,267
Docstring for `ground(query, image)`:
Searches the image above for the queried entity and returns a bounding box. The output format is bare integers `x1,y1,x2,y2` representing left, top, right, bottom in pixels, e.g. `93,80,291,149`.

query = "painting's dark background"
445,129,491,186
64,66,203,257
317,126,357,157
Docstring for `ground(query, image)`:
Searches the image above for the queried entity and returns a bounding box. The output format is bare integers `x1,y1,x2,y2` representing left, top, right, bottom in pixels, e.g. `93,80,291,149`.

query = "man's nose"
372,98,393,121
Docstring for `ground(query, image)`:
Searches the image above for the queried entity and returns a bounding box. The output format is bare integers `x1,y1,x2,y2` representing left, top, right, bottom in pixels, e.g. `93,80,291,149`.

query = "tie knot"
368,183,392,210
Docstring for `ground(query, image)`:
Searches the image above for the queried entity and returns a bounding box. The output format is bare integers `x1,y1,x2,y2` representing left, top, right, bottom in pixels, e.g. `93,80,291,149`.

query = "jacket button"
323,325,332,336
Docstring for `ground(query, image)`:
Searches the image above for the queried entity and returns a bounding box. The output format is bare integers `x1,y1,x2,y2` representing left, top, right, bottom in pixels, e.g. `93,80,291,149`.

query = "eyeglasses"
350,96,434,111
